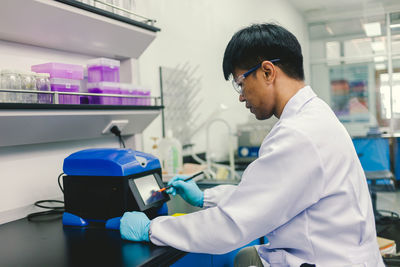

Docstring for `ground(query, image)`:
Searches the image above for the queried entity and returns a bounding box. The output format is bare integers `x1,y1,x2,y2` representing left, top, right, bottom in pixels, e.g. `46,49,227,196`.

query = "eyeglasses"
231,59,280,95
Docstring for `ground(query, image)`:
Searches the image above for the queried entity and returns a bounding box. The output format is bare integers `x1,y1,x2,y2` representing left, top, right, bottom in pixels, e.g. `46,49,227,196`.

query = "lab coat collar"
279,85,316,120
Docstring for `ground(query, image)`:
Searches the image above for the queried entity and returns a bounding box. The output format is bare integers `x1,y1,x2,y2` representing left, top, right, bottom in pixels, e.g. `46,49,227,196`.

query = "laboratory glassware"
19,71,37,103
1,69,21,103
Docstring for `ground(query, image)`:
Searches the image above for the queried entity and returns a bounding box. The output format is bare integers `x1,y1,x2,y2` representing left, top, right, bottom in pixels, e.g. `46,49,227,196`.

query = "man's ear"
261,61,275,83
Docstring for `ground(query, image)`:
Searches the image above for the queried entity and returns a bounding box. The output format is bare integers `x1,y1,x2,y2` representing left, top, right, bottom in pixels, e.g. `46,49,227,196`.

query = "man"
120,23,384,266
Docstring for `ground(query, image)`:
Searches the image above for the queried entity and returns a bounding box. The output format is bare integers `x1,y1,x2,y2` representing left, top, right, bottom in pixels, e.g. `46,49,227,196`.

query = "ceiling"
288,0,400,23
288,0,398,13
286,0,400,40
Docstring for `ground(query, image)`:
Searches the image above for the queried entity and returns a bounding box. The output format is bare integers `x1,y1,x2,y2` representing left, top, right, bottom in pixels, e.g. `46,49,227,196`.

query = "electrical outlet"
102,120,129,134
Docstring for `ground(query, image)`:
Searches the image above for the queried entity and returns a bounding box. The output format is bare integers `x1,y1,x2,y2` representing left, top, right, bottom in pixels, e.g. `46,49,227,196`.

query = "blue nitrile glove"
166,175,204,207
120,211,150,242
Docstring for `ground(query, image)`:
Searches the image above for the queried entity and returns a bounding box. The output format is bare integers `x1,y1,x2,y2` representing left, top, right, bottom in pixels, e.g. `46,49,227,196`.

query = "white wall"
136,0,310,160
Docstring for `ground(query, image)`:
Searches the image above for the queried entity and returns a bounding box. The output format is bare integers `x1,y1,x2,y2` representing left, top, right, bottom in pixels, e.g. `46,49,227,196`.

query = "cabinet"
0,0,162,147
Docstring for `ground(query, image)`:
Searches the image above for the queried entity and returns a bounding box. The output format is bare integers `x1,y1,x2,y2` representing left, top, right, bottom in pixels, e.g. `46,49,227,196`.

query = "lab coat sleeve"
149,124,325,254
203,185,237,208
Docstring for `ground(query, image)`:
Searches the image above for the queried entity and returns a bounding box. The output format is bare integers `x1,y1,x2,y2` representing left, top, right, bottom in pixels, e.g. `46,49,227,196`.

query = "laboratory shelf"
0,103,163,147
0,0,160,59
0,103,163,110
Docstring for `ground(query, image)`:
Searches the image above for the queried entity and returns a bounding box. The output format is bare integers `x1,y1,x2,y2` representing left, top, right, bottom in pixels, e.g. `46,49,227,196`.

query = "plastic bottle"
157,130,183,176
150,137,160,159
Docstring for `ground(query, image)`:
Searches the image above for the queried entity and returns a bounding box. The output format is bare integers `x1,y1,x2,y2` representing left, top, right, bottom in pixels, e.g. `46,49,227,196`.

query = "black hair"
222,23,304,81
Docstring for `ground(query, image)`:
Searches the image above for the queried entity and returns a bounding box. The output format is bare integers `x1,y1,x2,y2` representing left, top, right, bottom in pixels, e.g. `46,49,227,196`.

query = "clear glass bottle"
1,69,21,103
19,71,37,103
35,73,51,104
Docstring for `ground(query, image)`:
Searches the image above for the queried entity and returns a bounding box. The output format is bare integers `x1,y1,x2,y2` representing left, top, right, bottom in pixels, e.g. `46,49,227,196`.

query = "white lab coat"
149,86,384,266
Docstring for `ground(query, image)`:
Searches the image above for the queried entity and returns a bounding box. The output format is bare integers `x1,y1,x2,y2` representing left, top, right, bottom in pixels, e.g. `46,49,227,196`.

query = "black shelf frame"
54,0,161,33
0,103,164,110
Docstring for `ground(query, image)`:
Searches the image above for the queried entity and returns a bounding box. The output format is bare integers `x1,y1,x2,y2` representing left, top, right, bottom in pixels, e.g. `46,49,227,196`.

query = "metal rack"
0,88,161,106
159,64,202,143
92,0,156,26
54,0,159,32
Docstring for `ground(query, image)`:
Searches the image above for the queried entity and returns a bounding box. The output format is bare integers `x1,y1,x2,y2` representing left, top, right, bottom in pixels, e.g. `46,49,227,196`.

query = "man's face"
233,67,276,120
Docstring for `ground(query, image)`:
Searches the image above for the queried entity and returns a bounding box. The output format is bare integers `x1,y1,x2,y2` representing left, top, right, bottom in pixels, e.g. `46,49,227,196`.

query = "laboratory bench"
0,181,260,267
0,215,186,267
0,207,260,267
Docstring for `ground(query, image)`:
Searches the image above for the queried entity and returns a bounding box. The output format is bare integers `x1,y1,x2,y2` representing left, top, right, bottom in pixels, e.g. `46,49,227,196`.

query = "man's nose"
239,94,245,102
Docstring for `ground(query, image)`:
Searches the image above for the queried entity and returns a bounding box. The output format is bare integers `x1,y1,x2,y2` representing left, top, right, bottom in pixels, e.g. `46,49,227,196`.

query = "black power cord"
58,172,64,193
27,173,65,221
110,125,126,148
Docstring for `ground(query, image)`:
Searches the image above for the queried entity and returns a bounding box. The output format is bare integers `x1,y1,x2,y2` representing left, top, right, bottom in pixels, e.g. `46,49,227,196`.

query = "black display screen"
133,174,165,205
128,172,168,211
